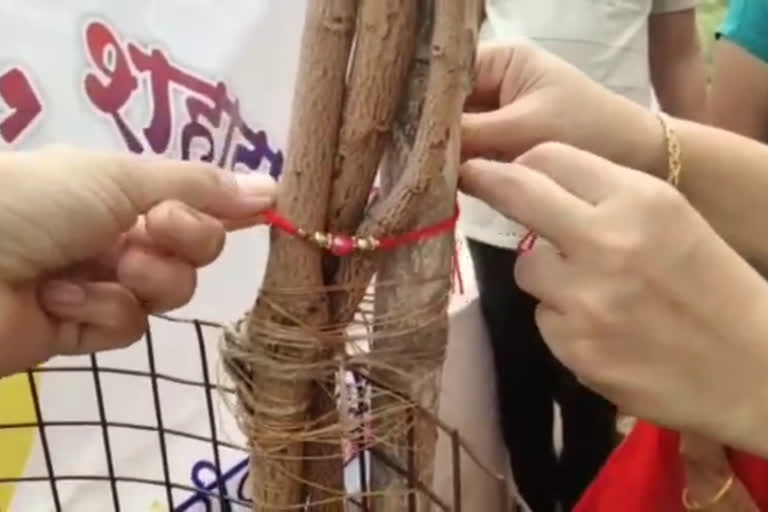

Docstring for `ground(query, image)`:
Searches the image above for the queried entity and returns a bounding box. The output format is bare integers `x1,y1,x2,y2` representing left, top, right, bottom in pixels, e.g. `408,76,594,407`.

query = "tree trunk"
306,1,418,508
244,2,356,509
230,1,479,510
367,1,480,510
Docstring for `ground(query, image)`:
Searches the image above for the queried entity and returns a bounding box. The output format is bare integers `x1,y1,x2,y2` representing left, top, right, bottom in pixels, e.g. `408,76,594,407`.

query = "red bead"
330,235,356,256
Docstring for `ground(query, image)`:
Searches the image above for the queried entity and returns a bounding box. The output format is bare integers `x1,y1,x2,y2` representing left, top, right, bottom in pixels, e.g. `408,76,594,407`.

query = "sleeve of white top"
651,0,698,13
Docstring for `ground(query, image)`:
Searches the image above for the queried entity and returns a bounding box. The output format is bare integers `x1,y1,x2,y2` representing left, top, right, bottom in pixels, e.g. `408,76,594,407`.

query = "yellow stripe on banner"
0,373,40,510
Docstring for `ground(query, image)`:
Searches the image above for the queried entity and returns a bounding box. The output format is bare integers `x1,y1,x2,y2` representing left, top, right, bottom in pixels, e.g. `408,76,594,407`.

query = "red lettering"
128,44,221,154
0,67,42,144
81,19,283,178
83,21,142,152
181,88,232,164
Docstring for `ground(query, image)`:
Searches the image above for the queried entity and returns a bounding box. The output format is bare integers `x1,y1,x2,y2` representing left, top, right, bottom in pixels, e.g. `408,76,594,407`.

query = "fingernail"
42,281,87,307
234,172,277,196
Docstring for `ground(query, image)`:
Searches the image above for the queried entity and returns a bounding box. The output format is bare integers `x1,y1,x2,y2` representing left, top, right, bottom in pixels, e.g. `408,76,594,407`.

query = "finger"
514,243,570,310
516,143,625,204
462,43,551,160
115,245,197,312
129,211,268,246
459,158,592,250
93,209,263,277
39,280,147,354
222,213,270,231
466,43,515,108
462,108,544,161
114,161,277,219
69,204,260,286
49,147,276,220
534,304,595,380
142,200,226,266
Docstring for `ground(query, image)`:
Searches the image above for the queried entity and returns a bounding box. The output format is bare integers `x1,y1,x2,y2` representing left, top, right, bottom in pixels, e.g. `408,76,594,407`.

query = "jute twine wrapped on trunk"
221,0,482,509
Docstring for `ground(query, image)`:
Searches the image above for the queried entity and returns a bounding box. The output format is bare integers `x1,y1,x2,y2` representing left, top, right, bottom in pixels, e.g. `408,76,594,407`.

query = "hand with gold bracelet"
680,433,758,511
459,42,768,457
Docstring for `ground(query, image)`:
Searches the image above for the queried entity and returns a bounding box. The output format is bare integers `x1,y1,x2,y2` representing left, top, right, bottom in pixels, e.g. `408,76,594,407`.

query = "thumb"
461,103,544,162
59,147,276,220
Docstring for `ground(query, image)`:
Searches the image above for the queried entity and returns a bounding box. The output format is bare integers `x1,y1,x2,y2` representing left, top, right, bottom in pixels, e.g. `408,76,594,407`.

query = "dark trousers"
467,240,618,512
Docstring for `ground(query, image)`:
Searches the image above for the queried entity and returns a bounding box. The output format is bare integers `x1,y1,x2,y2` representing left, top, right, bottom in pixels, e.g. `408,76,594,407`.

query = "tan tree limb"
239,0,480,508
244,1,357,509
366,1,480,509
330,0,476,325
325,0,418,237
303,2,419,508
303,377,345,511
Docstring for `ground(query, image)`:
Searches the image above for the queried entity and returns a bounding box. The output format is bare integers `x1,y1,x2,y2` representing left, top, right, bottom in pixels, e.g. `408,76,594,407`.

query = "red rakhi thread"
517,230,538,253
378,210,460,250
261,208,460,257
261,206,465,294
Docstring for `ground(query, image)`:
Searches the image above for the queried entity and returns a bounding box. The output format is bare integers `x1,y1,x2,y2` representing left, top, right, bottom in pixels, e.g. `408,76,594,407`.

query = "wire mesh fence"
0,314,509,511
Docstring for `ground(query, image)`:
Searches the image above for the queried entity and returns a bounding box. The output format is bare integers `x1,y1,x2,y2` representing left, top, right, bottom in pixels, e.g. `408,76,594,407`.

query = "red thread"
261,204,464,294
261,207,459,253
262,210,298,236
518,230,538,253
377,209,460,250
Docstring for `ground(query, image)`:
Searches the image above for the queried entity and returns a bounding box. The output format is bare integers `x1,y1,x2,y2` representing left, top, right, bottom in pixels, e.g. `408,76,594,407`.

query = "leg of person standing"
468,239,557,512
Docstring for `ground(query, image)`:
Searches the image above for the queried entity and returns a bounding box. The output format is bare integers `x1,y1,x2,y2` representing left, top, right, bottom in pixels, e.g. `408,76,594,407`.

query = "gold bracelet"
682,474,735,510
657,112,682,187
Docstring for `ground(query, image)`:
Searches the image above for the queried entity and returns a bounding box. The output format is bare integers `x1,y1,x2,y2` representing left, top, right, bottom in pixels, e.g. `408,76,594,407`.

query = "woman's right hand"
680,434,759,511
462,43,666,177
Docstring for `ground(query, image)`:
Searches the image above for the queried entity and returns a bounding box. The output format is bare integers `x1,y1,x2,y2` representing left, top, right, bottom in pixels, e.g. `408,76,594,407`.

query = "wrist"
607,94,669,178
684,466,733,501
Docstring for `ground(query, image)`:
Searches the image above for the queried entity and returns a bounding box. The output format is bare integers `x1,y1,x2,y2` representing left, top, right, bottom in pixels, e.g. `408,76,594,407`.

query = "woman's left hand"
460,142,768,455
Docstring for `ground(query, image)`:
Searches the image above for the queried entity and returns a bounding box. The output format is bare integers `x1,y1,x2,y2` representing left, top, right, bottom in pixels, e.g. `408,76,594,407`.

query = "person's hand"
0,146,275,376
680,433,732,494
459,143,768,455
680,434,759,511
462,43,667,177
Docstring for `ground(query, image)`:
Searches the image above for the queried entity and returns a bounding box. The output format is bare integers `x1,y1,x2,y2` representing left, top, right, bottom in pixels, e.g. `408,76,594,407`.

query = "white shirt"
459,0,698,249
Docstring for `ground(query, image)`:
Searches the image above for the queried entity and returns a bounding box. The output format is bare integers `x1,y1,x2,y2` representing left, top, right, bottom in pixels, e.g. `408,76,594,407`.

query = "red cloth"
574,420,768,511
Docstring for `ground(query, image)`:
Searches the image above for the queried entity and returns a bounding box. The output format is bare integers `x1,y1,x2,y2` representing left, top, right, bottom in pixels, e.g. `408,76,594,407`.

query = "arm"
623,105,768,274
710,41,768,141
710,0,768,141
648,7,708,122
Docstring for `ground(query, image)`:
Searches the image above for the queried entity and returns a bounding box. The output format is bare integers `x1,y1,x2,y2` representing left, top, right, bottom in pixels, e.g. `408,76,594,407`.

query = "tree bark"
305,1,419,508
240,1,479,509
365,1,480,510
245,1,356,509
325,0,418,238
